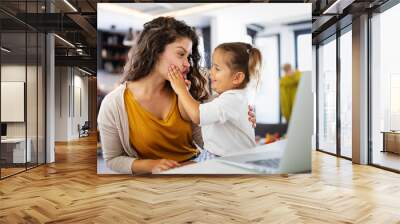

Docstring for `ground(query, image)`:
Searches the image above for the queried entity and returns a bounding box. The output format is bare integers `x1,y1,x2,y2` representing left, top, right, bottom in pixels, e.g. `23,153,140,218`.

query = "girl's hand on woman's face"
168,65,189,95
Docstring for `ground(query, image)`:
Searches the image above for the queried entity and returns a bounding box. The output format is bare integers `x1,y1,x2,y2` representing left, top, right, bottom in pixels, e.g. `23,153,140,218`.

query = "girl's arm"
168,65,201,124
176,89,200,125
176,78,193,122
178,100,191,121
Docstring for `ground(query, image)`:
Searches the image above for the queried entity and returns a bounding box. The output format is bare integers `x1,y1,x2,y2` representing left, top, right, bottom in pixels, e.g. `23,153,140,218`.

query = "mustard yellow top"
124,89,198,162
280,70,302,122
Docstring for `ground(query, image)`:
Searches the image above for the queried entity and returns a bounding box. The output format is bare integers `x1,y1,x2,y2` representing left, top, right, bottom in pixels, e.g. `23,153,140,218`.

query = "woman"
98,17,255,174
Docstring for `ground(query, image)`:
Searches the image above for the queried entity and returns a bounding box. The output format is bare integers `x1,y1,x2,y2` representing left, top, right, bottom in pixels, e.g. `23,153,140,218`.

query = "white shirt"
199,89,256,156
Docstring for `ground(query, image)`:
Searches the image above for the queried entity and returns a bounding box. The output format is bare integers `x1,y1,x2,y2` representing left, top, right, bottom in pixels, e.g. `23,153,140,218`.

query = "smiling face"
210,49,238,94
155,37,192,80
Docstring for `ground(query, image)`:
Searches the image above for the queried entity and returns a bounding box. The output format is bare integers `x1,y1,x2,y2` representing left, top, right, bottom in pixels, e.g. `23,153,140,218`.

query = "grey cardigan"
97,82,203,174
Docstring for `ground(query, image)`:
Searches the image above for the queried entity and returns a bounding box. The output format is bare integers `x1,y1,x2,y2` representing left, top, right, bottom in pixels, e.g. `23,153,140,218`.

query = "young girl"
168,42,262,161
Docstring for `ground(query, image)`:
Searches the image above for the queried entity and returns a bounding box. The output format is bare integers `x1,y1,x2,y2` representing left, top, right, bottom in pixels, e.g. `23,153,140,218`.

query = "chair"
78,121,90,138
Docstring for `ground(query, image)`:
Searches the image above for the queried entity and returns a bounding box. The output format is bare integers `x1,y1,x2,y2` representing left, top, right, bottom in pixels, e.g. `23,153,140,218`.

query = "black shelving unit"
98,30,131,74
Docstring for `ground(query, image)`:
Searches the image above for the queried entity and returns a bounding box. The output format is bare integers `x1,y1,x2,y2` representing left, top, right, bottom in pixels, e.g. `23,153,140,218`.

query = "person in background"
280,63,302,123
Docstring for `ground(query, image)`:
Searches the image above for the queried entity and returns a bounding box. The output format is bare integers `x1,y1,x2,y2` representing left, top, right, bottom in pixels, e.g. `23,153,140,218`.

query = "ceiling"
310,0,390,43
0,0,394,72
98,3,311,31
121,3,207,15
1,1,311,72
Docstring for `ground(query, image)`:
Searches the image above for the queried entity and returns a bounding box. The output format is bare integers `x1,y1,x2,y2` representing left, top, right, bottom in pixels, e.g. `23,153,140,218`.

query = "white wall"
1,64,46,163
257,23,311,70
1,65,26,138
210,13,250,51
71,73,89,138
55,67,69,141
54,67,89,141
1,65,36,138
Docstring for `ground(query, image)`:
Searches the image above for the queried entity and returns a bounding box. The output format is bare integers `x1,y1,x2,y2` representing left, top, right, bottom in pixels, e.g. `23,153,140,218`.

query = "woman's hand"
132,159,180,174
248,105,256,128
168,65,190,95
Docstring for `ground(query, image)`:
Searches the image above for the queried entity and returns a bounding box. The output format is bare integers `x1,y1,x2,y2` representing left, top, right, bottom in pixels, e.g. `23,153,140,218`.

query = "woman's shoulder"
103,84,125,102
99,84,126,115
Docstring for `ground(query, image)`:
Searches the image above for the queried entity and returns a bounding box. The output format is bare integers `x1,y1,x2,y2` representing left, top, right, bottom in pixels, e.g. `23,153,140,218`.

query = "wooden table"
381,131,400,154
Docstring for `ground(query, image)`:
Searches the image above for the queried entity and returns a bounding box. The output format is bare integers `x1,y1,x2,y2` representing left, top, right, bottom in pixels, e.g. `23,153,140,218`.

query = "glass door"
370,2,400,171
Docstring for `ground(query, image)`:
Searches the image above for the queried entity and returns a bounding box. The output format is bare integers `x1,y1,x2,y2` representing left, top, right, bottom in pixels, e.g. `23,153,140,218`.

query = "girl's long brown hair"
215,42,262,89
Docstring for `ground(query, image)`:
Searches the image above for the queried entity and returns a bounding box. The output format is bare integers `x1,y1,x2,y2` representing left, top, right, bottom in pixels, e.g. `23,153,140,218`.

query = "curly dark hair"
122,16,209,102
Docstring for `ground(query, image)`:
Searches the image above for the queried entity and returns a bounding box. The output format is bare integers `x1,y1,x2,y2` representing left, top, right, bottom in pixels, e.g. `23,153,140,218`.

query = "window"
295,31,312,72
390,74,400,130
0,2,47,179
371,2,400,171
317,37,337,154
339,28,352,158
254,35,280,123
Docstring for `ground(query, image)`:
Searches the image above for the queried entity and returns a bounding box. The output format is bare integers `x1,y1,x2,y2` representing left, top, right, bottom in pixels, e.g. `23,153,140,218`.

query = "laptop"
217,72,313,174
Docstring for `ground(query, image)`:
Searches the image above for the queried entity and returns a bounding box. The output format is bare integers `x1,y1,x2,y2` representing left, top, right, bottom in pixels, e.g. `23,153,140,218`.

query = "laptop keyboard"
245,158,281,169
